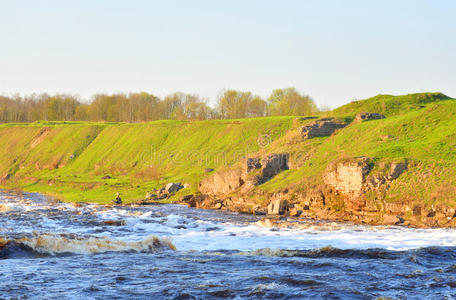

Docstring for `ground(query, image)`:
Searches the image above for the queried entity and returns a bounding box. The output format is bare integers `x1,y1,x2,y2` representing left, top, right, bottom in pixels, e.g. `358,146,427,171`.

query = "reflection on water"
1,192,456,299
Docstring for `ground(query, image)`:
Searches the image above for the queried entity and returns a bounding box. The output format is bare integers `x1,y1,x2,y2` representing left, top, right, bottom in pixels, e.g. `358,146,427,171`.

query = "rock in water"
267,199,288,215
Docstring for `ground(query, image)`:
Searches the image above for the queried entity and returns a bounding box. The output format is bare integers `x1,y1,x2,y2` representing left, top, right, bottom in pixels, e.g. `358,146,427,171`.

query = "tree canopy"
268,88,317,116
0,87,318,123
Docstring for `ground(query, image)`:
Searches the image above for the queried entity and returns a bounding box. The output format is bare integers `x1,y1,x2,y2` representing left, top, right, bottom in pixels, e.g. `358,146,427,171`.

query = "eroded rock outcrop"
259,154,289,182
355,112,386,122
199,169,245,196
323,157,372,198
365,162,408,189
322,157,411,217
199,153,289,197
300,119,346,139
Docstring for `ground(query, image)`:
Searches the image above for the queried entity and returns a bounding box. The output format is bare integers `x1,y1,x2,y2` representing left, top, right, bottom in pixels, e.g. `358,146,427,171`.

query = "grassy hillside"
331,92,451,117
0,92,455,211
0,118,295,203
257,94,456,208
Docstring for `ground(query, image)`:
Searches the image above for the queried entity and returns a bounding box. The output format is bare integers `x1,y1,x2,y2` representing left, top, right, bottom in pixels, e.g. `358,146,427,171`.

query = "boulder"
164,182,183,194
204,168,214,173
183,183,190,189
101,175,112,179
102,220,126,226
180,194,208,208
426,210,436,218
382,215,404,225
301,119,346,139
289,208,303,217
253,207,267,215
355,112,386,122
267,199,288,215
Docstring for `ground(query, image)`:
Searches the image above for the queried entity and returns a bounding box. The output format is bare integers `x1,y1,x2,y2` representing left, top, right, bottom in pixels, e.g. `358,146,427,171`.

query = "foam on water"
2,193,456,254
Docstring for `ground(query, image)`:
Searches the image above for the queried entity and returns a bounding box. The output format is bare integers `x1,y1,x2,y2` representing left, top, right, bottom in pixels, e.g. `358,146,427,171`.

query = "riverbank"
1,92,455,228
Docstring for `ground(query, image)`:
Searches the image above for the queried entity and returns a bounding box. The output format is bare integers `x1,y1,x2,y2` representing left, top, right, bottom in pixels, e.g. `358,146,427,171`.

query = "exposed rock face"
355,112,386,122
324,158,371,197
199,153,289,196
199,169,244,196
388,162,408,180
245,158,261,172
323,158,410,213
267,199,288,215
323,158,372,211
365,162,408,189
260,154,289,181
30,127,51,148
301,119,346,139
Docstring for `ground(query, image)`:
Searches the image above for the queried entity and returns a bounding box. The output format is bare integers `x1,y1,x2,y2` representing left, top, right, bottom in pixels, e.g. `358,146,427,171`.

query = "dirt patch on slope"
30,128,51,148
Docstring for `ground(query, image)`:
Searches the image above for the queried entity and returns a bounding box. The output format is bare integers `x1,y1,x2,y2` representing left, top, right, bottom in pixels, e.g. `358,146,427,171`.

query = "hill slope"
0,118,295,202
332,92,452,117
0,92,455,227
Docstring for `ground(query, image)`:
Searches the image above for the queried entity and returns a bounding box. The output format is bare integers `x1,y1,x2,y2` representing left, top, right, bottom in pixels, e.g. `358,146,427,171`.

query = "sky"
0,0,455,108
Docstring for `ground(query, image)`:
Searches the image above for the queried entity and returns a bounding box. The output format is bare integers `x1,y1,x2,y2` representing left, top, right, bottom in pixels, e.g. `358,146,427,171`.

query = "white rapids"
1,192,456,254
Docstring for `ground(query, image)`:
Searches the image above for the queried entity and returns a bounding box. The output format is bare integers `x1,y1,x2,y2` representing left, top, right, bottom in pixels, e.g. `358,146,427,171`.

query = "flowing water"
1,192,456,299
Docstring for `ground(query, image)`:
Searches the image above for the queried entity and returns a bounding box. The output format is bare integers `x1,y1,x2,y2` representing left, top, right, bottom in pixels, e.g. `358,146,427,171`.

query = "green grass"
1,92,455,209
331,92,452,117
0,117,295,203
259,97,456,207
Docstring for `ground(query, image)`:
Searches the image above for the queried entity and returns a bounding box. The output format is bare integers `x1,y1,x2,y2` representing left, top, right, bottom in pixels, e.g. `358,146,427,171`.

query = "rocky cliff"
181,96,456,228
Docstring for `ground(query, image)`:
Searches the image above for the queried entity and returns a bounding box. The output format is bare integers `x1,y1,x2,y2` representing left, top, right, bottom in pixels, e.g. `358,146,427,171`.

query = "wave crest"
1,233,175,257
238,246,394,259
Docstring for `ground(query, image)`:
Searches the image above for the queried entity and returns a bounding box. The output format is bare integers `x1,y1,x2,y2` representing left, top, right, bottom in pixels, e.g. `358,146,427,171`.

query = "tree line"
0,87,318,123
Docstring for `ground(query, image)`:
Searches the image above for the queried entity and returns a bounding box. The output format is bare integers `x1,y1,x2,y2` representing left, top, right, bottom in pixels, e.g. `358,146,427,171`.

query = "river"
1,192,456,299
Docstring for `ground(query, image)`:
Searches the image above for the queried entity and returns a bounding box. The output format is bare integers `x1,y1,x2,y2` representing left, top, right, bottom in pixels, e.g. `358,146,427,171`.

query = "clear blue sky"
1,0,455,108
